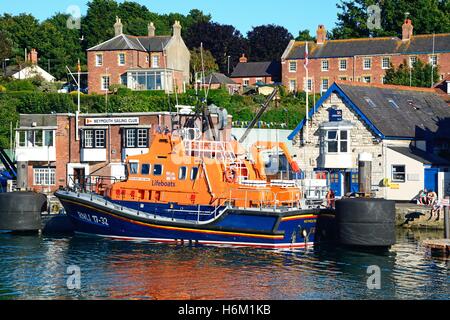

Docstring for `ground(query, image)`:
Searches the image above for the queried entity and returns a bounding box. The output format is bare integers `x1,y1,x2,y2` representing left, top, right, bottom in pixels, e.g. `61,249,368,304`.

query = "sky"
0,0,340,36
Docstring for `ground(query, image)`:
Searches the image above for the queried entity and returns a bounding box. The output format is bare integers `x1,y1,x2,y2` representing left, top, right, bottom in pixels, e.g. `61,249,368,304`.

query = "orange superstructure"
102,130,302,209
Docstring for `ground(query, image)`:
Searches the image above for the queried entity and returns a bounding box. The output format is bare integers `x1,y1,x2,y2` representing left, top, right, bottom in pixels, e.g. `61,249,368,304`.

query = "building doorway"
73,167,86,190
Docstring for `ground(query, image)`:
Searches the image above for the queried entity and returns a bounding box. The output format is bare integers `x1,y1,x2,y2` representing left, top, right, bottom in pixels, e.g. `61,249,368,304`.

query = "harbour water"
0,229,448,300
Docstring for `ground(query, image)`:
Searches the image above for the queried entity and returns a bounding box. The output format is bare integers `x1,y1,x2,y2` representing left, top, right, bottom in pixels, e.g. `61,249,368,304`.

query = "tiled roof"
202,72,236,85
87,34,171,52
230,61,281,79
289,81,450,140
135,36,172,52
286,33,450,59
389,146,450,165
337,82,450,138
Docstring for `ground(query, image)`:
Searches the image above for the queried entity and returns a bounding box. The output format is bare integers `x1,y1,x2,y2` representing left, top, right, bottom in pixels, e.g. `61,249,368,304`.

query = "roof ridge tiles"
335,80,438,93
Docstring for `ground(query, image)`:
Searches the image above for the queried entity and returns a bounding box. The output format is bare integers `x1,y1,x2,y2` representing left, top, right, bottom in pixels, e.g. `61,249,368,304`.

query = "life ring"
224,168,238,183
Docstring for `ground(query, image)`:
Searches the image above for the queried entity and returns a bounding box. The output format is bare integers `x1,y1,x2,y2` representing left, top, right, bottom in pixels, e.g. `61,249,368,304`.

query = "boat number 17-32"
77,212,109,227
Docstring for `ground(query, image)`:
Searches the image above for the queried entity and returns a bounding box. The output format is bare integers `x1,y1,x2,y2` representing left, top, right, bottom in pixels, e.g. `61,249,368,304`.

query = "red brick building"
14,112,232,193
87,17,190,94
230,54,281,88
281,19,450,93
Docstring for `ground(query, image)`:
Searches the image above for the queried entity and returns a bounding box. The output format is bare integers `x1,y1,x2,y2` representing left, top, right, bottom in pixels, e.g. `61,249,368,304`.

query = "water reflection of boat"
56,126,326,248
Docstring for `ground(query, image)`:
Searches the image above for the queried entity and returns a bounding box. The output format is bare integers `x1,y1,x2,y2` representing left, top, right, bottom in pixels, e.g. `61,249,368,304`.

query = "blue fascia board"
288,83,385,140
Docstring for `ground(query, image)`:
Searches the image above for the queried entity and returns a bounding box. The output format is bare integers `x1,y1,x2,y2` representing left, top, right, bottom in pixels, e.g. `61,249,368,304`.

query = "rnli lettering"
152,180,176,187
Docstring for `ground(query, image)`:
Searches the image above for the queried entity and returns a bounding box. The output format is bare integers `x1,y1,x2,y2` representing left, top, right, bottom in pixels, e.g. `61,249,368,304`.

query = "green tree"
82,0,120,49
190,48,219,80
384,59,440,87
0,31,12,73
0,13,40,58
184,21,247,73
332,0,450,39
38,13,85,80
295,29,315,41
247,24,293,61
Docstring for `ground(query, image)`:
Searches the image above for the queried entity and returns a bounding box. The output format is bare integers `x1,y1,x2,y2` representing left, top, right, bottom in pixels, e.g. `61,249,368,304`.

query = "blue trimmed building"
288,82,450,200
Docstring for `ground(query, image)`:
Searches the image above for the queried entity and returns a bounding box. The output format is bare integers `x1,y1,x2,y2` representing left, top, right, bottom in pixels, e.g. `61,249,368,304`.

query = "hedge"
0,89,312,148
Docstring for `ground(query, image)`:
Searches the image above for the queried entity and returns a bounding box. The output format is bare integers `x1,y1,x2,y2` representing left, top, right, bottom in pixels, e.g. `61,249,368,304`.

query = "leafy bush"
0,88,310,148
5,80,36,92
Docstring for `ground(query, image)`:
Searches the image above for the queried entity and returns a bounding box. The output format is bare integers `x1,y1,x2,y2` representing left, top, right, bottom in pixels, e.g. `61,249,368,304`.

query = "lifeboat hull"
56,190,320,249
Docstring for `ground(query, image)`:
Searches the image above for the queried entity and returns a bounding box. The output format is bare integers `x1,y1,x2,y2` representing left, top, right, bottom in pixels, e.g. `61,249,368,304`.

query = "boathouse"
288,81,450,201
14,111,232,193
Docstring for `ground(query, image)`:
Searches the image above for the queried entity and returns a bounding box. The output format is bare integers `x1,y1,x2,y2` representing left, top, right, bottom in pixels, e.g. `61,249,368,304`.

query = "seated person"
427,190,437,207
431,199,442,220
418,189,428,205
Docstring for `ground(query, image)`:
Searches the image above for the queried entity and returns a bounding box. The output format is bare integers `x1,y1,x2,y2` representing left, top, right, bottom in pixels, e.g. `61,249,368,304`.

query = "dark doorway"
73,168,86,190
344,172,352,195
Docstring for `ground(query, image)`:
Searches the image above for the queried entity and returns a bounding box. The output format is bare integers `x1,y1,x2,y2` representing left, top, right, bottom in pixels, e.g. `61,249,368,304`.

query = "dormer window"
320,127,351,155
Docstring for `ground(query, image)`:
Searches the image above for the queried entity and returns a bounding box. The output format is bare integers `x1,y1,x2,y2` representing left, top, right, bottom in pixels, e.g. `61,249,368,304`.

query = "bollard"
445,196,449,239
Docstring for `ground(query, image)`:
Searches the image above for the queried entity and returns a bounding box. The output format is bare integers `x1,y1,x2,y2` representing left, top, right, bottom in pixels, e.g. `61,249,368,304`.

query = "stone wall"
291,93,393,197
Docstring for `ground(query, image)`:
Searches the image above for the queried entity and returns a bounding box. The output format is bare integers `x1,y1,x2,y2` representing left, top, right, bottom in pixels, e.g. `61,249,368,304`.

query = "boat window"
179,167,187,180
153,164,163,176
191,167,199,180
141,164,150,175
129,163,138,175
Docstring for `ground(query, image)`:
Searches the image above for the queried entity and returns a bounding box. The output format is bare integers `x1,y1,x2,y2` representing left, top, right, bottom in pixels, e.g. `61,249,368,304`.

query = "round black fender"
335,198,396,247
0,192,46,231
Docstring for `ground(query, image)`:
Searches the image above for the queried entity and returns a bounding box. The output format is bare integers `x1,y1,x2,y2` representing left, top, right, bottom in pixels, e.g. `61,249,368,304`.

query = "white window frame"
33,167,56,186
321,59,329,72
243,79,250,87
363,58,372,70
391,165,406,183
95,130,105,148
289,61,297,72
321,78,329,92
429,55,438,66
84,130,94,148
289,79,297,92
126,129,136,148
101,76,110,91
118,53,126,66
152,55,159,68
382,57,390,69
137,129,148,148
95,54,103,67
324,129,349,154
305,78,312,92
409,56,417,68
339,59,347,71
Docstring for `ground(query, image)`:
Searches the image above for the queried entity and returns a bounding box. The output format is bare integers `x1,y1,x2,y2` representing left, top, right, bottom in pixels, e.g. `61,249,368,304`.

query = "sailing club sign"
329,109,343,122
85,117,140,125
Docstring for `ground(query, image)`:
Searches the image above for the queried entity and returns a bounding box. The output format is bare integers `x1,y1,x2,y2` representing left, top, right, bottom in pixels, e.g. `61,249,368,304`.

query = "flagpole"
304,41,309,143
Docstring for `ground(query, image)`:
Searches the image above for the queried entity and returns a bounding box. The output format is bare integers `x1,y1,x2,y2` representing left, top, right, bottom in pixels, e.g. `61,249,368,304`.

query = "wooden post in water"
358,153,372,197
444,196,449,239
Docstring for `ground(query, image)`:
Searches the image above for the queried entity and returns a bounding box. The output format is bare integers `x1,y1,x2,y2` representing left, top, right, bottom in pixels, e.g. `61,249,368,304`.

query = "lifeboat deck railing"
65,175,304,224
183,140,236,162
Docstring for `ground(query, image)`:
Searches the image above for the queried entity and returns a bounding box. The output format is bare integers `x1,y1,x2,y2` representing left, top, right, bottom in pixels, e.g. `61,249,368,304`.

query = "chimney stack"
239,54,248,63
114,16,123,36
402,19,414,41
316,25,327,45
27,49,38,65
148,22,156,37
173,20,182,37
